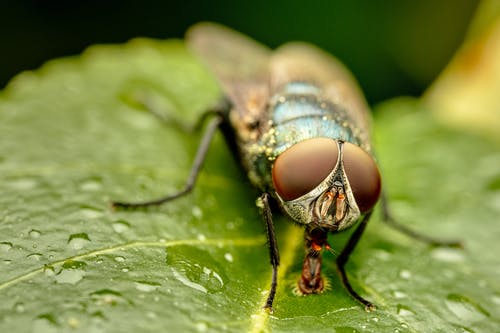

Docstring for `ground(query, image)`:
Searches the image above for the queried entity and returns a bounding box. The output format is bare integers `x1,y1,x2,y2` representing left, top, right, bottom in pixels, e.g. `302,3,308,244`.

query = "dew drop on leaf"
29,229,41,239
431,248,465,262
195,322,208,332
114,256,126,262
67,233,91,250
0,241,13,252
112,220,130,233
43,265,55,277
192,206,203,219
393,290,407,299
78,207,103,219
134,281,161,292
54,260,87,285
79,178,102,191
26,253,43,261
54,269,85,285
90,289,128,306
171,267,208,294
399,269,412,279
32,313,59,333
14,302,25,313
224,253,233,262
396,304,415,317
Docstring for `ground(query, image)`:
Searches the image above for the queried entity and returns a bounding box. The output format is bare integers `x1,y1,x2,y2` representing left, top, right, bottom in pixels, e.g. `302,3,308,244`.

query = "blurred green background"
1,0,479,103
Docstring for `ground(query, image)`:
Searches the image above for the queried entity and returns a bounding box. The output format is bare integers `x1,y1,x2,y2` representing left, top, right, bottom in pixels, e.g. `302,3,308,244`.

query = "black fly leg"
258,193,280,313
112,111,224,208
336,211,375,312
381,191,462,248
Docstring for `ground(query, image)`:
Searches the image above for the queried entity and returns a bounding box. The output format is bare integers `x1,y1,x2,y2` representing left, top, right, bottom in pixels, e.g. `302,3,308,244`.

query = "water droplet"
112,220,130,233
431,248,465,262
27,253,43,261
78,206,103,219
203,267,224,287
32,243,38,249
29,229,42,239
192,206,203,219
67,317,80,329
171,268,207,293
197,234,206,241
114,256,126,263
44,265,55,277
396,304,415,317
0,241,13,252
195,322,208,332
399,269,411,279
393,291,407,299
55,269,85,285
134,281,161,292
33,313,59,333
445,294,490,322
96,258,104,264
224,253,233,262
121,267,130,273
146,311,157,319
3,260,12,265
80,178,102,191
14,302,25,313
171,264,224,294
373,249,391,261
67,233,91,250
54,260,86,284
90,289,129,305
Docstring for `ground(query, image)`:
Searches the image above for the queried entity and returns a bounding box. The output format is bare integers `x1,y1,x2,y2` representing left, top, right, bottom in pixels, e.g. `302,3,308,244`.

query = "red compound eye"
342,142,381,213
272,138,338,201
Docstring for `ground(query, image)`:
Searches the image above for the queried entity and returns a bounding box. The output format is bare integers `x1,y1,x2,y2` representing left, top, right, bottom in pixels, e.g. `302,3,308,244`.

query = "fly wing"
187,22,271,120
269,42,372,135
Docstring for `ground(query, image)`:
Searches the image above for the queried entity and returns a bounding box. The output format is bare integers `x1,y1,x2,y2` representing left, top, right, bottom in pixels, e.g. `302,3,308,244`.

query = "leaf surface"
0,39,499,333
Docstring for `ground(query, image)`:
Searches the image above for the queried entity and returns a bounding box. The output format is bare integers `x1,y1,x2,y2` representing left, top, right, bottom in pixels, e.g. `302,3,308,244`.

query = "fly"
112,22,462,313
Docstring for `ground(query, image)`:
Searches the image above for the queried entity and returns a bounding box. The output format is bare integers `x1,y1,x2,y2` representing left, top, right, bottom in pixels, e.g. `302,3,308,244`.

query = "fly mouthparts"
320,189,336,217
318,188,347,223
335,193,346,222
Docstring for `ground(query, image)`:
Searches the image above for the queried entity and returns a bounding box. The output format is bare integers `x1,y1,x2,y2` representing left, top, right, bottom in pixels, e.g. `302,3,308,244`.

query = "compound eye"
342,142,381,213
272,138,338,201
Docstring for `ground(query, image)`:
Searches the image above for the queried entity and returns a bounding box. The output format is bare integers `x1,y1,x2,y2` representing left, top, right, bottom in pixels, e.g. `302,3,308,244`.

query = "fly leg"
112,104,226,208
336,211,376,312
381,191,462,247
257,193,280,313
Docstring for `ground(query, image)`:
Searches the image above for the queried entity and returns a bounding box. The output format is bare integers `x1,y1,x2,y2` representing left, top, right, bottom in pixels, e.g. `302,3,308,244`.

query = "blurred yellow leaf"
425,1,500,141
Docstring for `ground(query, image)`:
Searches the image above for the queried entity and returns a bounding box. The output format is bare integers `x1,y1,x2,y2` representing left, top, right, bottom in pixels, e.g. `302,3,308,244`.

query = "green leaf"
0,39,499,333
